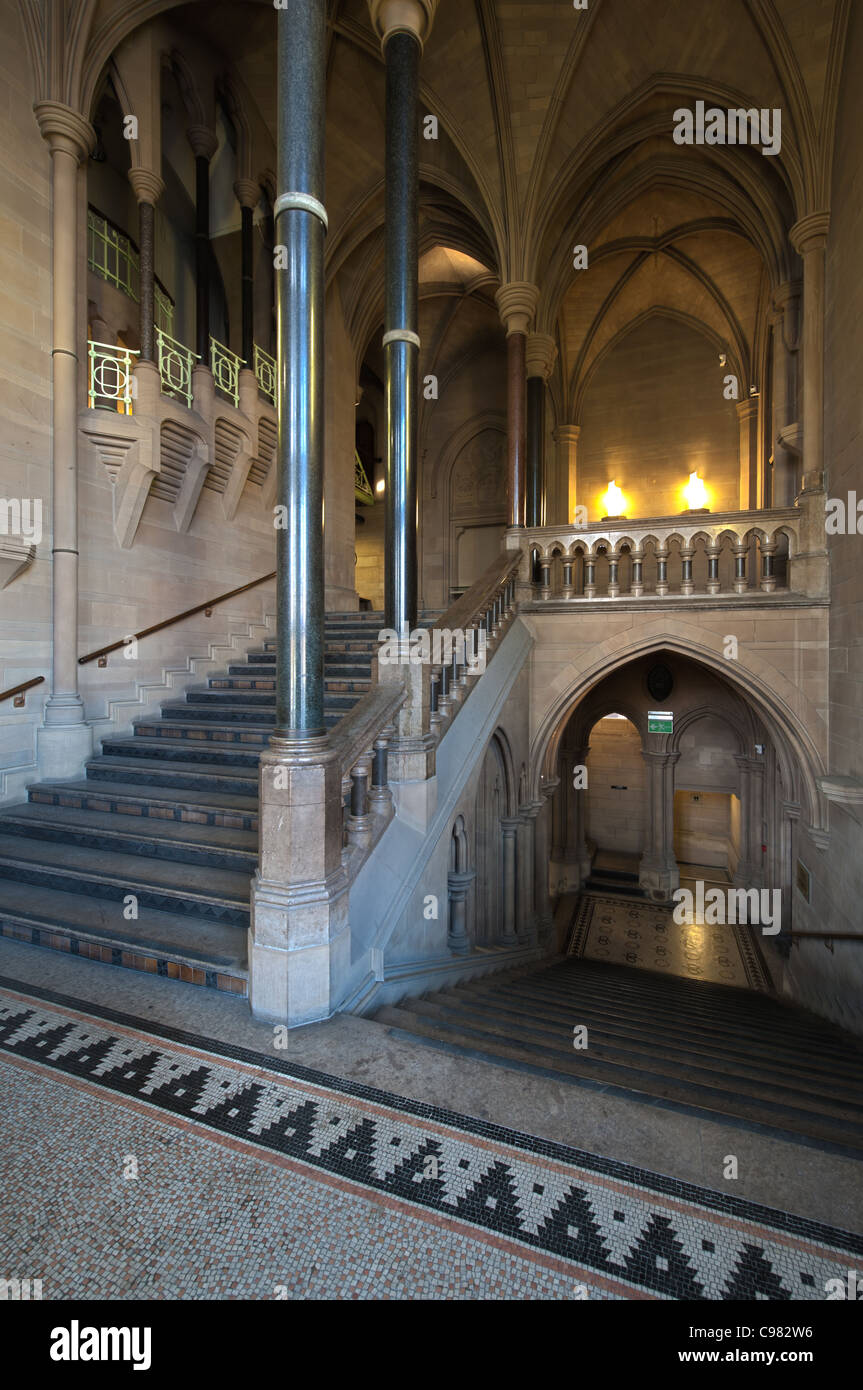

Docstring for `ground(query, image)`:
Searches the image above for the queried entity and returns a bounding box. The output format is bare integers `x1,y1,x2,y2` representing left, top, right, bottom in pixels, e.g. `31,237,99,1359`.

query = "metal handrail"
0,676,45,707
79,571,276,666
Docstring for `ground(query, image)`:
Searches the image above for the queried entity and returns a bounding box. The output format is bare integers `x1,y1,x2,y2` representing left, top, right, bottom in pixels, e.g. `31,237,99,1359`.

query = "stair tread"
0,831,251,901
87,756,259,783
0,803,257,851
0,879,246,969
34,779,258,813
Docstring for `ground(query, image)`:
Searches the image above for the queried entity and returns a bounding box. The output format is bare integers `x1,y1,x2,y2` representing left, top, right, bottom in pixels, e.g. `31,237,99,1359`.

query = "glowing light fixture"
601,479,627,516
682,471,708,510
375,478,385,494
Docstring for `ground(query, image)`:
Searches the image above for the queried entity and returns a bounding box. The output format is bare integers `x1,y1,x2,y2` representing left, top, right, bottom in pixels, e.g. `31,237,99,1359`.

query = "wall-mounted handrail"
0,676,45,706
79,571,276,666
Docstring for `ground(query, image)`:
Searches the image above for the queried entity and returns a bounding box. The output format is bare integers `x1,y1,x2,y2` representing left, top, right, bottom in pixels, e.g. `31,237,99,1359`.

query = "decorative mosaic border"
0,973,861,1302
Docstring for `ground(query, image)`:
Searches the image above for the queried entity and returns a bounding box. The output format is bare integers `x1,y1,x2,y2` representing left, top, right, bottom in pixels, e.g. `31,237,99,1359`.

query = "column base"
37,705,93,781
638,855,679,903
248,869,349,1025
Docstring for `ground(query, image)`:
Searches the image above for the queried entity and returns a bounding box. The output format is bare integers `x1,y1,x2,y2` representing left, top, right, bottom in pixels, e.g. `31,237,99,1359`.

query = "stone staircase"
0,612,387,996
374,955,863,1152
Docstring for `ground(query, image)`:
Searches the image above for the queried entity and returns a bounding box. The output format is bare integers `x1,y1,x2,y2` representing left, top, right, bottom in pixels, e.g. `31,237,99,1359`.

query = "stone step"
0,832,250,927
375,1003,863,1152
138,712,274,736
85,756,260,799
101,735,262,767
0,878,247,990
29,779,259,829
417,989,863,1106
0,804,257,873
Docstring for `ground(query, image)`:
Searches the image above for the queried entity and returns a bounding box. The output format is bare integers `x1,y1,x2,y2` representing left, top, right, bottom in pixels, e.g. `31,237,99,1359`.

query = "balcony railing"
87,340,139,413
210,338,245,407
517,507,811,602
253,344,277,405
156,328,199,408
88,208,139,300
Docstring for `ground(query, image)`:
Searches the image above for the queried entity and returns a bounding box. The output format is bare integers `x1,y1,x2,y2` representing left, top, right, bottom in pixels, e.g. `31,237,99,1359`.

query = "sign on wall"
648,710,674,733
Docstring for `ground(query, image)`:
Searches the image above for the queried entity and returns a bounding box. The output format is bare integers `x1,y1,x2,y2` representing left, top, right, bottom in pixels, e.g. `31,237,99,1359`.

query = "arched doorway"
473,732,514,945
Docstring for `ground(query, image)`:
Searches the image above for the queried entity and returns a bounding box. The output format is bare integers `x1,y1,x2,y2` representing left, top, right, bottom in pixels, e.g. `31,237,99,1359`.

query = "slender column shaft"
501,821,518,943
274,0,327,742
138,200,155,362
506,331,527,528
526,374,544,528
194,153,210,359
791,216,829,491
383,31,420,634
241,203,254,364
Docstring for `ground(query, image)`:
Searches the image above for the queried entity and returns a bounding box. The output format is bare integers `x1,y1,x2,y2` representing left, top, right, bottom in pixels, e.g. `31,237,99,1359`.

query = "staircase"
374,955,863,1152
0,613,385,996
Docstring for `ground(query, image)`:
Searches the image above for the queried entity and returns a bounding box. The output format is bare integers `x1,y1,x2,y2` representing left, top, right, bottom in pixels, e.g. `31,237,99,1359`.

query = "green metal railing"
355,450,375,504
88,208,139,300
156,327,199,408
87,340,139,413
253,344,277,405
210,337,245,407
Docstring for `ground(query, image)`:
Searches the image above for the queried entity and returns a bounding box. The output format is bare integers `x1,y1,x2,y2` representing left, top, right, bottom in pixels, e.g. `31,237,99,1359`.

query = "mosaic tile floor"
1,975,860,1301
567,889,772,991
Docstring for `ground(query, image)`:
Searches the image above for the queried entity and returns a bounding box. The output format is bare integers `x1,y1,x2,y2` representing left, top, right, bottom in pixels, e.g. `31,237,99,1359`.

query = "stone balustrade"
512,493,828,602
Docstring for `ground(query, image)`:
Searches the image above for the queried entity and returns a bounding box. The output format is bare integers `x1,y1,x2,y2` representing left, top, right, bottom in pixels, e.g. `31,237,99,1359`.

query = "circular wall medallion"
646,663,674,703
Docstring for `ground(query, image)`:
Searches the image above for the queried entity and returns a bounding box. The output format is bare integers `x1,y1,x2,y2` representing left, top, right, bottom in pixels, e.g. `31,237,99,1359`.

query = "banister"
0,676,45,707
79,571,276,666
433,548,523,636
329,680,408,777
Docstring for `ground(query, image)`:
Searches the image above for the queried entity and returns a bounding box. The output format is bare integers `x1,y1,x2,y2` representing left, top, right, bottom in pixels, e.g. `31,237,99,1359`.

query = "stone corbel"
174,437,210,533
222,446,255,522
0,537,36,589
113,435,158,548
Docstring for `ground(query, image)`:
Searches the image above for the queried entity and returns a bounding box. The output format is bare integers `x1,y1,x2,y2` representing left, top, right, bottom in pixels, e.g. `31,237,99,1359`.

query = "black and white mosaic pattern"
1,977,860,1301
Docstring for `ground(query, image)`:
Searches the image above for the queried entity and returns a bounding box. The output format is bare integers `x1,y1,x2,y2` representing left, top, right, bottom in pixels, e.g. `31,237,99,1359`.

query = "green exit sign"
648,710,673,733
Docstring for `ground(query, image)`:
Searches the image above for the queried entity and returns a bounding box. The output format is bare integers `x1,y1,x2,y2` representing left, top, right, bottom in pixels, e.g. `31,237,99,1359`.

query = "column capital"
187,124,218,160
33,101,95,161
790,212,830,256
735,396,759,423
526,332,557,380
234,177,260,210
554,423,580,445
128,166,165,206
772,279,802,314
496,281,540,336
368,0,438,50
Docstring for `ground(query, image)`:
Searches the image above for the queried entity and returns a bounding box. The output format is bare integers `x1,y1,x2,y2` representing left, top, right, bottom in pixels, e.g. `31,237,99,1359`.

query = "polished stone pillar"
554,424,580,525
369,1,438,633
33,102,95,780
790,214,830,492
525,333,557,528
128,168,164,364
638,751,680,902
496,283,539,529
188,125,218,361
736,397,759,509
234,178,259,366
770,281,801,505
249,0,347,1026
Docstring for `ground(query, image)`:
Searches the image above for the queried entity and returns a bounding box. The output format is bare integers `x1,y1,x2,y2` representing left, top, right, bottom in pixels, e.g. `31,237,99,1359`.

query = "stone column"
447,871,474,955
249,0,347,1025
369,0,437,635
33,102,95,780
525,333,557,529
496,283,539,529
638,751,680,902
128,168,164,365
770,281,801,505
534,778,558,937
733,755,765,889
566,743,593,889
234,178,260,367
188,125,218,362
735,397,759,510
518,802,541,942
500,819,520,944
790,214,829,493
554,424,580,526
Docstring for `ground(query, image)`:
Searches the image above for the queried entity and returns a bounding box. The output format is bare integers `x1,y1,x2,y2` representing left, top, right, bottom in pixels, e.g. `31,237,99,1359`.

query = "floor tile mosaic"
567,891,772,991
1,975,860,1301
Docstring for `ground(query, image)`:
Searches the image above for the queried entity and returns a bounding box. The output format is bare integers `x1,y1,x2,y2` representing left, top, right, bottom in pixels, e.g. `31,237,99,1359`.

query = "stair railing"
329,681,408,867
79,571,276,667
0,676,45,708
425,548,523,734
